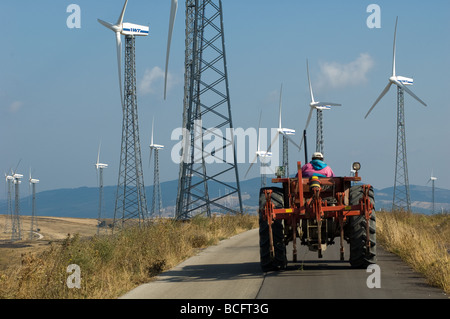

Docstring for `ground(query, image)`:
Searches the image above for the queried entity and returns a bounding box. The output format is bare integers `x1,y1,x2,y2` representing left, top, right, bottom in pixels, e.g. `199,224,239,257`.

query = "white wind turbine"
95,143,108,235
28,169,39,240
149,117,164,217
365,17,427,119
365,16,427,211
265,84,300,177
3,173,14,233
427,170,437,215
98,0,150,108
299,59,341,155
245,110,273,186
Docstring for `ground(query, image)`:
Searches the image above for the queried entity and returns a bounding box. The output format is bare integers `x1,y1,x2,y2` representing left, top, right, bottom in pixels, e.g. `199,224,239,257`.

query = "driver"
301,152,335,178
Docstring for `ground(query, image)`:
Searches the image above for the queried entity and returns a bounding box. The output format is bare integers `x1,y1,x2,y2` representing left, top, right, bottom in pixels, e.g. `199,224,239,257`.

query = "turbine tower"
28,170,39,240
365,17,427,212
427,171,437,214
300,59,341,155
98,0,149,229
11,172,23,241
165,0,244,219
3,174,14,234
245,111,273,187
95,143,108,235
149,117,164,218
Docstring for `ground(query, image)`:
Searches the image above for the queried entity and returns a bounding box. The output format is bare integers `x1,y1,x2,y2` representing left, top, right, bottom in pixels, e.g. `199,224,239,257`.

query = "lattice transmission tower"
174,0,243,219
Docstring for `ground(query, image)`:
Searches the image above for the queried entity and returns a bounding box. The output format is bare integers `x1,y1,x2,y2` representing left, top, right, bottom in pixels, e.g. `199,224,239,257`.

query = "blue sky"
1,0,449,200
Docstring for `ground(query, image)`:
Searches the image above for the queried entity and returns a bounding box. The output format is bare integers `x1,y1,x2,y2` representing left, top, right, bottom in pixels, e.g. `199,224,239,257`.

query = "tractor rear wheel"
258,187,287,272
347,185,377,268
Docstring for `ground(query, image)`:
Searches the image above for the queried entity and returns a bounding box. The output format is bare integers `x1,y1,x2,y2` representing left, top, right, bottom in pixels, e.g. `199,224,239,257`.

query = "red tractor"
258,161,376,271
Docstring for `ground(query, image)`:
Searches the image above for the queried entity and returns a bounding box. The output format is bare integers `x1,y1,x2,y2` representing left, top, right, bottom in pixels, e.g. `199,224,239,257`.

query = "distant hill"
1,178,449,219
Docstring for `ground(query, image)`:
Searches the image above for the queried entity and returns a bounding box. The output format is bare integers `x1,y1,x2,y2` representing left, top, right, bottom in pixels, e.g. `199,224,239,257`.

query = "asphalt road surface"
121,228,448,299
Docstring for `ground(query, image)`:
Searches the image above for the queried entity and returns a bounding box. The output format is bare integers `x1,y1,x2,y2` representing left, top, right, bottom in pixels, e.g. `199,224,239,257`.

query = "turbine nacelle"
390,75,414,86
96,163,109,170
278,128,295,135
122,23,149,37
150,144,165,150
256,150,272,158
29,178,40,184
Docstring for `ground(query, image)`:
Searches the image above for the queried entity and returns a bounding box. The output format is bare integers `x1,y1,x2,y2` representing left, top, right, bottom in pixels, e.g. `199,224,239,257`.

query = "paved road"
121,228,448,299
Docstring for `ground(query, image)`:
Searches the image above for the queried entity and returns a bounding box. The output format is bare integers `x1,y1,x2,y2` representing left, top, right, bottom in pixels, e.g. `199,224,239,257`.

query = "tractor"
258,161,376,271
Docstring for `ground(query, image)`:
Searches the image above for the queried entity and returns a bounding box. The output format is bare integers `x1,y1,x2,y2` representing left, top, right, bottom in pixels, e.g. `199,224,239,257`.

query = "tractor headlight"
352,162,361,172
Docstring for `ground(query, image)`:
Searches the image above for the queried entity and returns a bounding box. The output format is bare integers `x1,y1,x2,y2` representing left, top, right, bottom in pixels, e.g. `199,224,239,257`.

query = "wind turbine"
3,173,14,233
98,0,150,228
95,143,108,235
427,170,437,214
300,59,341,155
11,171,23,241
28,169,39,240
365,16,427,211
245,110,273,187
149,117,164,218
264,84,300,178
98,0,149,109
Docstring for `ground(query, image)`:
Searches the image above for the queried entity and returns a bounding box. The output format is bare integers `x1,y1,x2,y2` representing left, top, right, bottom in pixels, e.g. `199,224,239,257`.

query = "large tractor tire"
258,187,287,272
347,185,377,268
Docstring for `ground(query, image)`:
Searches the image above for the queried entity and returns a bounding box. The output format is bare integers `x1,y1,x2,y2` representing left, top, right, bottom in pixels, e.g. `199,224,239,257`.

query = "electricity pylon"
166,0,243,219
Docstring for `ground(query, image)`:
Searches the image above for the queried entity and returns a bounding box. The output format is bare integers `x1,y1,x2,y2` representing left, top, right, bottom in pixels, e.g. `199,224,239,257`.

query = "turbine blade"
266,132,280,154
117,0,128,26
299,134,305,150
257,110,262,152
97,141,101,165
164,0,178,100
396,81,427,107
286,135,301,151
365,82,392,118
306,59,315,103
304,108,314,131
315,102,342,107
115,32,124,109
97,19,116,32
151,116,155,146
278,84,283,129
244,154,258,179
149,147,154,169
392,16,398,77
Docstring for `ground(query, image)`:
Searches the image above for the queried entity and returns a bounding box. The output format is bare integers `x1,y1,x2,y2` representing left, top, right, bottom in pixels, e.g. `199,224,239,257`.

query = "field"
0,215,105,271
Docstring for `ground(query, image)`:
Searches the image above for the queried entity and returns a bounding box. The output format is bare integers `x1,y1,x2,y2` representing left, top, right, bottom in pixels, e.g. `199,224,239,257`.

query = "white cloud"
8,101,23,113
139,66,177,96
316,53,374,89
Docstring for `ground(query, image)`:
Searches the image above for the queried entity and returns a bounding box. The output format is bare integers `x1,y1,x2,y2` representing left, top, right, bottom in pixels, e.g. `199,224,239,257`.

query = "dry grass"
0,214,258,299
377,210,450,294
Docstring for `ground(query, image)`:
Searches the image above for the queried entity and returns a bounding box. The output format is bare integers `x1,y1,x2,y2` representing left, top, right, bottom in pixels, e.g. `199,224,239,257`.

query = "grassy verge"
377,210,450,294
0,214,258,299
